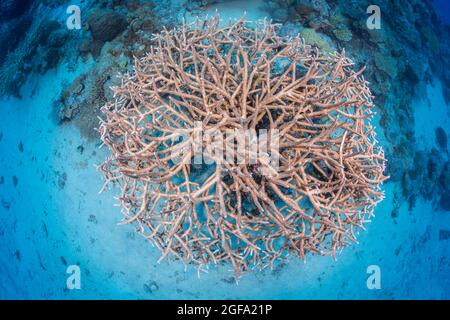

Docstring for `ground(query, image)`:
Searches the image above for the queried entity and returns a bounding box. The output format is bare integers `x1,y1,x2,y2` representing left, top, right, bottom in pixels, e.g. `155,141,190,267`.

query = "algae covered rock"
374,52,398,79
87,9,128,43
0,0,33,21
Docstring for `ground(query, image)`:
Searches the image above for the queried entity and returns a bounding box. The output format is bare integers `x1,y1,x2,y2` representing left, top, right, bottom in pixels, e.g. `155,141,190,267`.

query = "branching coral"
98,16,387,277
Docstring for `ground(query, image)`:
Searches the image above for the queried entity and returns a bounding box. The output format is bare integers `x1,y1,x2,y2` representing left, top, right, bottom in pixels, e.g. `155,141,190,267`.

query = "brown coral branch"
98,16,388,278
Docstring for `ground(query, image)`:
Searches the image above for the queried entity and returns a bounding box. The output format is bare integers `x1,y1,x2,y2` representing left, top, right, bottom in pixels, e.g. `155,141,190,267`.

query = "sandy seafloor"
0,1,449,299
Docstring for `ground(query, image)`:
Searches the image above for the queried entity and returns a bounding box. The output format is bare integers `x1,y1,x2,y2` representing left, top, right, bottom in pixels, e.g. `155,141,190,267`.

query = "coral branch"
98,16,388,278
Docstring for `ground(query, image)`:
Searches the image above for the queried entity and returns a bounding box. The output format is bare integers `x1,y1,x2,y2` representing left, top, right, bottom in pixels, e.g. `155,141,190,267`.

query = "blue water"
0,0,449,299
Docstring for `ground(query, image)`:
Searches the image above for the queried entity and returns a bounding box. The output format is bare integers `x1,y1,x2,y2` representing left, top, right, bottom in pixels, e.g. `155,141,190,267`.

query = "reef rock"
440,194,450,212
293,0,329,18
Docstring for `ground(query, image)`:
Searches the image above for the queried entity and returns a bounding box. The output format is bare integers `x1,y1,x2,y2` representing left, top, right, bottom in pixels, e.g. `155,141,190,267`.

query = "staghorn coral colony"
99,16,387,276
0,0,450,297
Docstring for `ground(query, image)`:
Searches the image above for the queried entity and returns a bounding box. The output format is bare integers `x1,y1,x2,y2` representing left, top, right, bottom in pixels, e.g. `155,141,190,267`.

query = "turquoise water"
0,0,449,299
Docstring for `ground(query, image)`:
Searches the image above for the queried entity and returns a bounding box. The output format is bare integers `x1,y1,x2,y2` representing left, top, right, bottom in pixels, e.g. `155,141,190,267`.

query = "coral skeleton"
98,16,388,277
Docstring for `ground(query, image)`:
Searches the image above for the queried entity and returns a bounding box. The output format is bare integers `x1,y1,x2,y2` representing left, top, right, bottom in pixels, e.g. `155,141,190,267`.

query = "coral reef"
297,27,334,53
439,161,450,210
0,0,33,21
265,0,450,213
13,0,446,215
99,17,387,276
